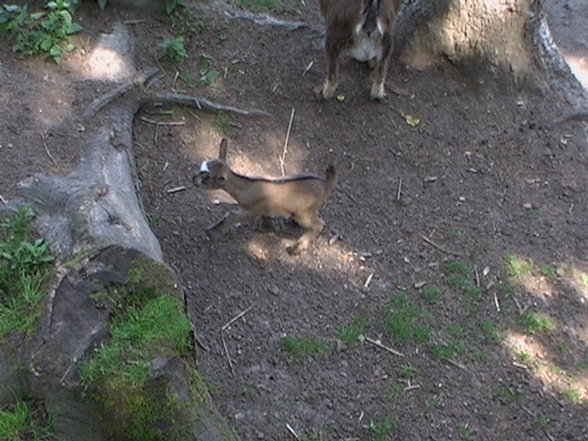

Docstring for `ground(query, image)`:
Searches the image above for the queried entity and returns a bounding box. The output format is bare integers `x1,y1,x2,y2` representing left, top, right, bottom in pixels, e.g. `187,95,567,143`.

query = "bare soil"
1,1,587,440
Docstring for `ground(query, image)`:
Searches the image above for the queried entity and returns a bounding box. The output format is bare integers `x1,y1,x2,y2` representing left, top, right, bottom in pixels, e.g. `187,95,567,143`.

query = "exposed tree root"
81,68,160,121
142,93,271,117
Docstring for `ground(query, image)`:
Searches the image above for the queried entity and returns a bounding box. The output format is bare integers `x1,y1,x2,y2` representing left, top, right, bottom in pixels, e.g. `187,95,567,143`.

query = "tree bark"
395,0,580,92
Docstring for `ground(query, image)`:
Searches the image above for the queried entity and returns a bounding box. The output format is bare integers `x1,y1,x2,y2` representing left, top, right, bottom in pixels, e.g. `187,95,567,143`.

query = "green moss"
80,257,194,441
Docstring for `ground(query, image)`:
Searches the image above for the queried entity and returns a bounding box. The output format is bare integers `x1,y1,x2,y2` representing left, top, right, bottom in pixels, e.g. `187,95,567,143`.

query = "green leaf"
98,0,108,9
67,22,83,34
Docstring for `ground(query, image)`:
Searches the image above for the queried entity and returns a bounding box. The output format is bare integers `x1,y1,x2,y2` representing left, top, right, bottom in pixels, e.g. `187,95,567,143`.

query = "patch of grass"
282,334,329,358
0,207,54,339
445,228,461,240
364,417,397,441
431,343,457,361
505,252,534,279
0,2,83,62
399,363,417,379
428,395,445,408
338,314,369,347
387,383,404,401
537,416,551,431
580,273,588,287
458,423,474,440
80,289,194,441
235,0,282,13
160,36,188,63
0,398,53,441
215,111,231,136
420,284,440,303
499,385,520,403
563,387,582,404
442,259,481,305
539,264,557,280
481,319,502,344
517,310,555,335
382,294,431,345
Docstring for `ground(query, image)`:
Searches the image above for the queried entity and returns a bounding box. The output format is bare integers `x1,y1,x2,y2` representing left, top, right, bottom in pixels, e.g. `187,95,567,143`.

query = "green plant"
0,399,53,441
428,395,445,408
0,207,54,338
563,387,581,404
215,111,231,136
399,364,417,379
442,259,481,305
364,417,397,441
169,6,203,34
235,0,282,13
517,310,554,335
160,36,188,63
79,290,194,440
504,253,534,278
420,284,440,303
499,385,520,402
458,423,474,440
580,273,588,288
0,2,83,62
199,53,220,85
382,294,430,345
282,334,329,358
539,264,557,279
338,314,369,347
481,319,502,343
387,383,404,401
537,416,551,431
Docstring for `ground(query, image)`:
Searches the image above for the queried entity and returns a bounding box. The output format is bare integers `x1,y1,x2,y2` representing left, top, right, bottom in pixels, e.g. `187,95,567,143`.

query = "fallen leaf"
404,114,421,127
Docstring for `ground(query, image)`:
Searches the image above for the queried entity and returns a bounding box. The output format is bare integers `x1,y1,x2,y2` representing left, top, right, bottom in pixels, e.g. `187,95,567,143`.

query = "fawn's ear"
219,138,228,161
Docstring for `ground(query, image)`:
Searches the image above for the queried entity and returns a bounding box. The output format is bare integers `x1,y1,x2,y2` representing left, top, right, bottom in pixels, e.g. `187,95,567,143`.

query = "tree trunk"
395,0,581,92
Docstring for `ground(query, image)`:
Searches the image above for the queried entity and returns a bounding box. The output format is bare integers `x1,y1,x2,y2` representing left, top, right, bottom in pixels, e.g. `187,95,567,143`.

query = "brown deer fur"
315,0,402,101
194,139,336,254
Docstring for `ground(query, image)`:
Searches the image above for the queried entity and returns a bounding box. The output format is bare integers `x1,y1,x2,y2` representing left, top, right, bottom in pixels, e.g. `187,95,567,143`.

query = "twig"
365,336,404,357
81,67,160,120
221,305,254,332
396,177,402,201
419,233,463,257
139,116,186,126
166,186,186,194
363,273,374,290
493,291,501,312
443,357,467,370
40,131,58,166
474,264,480,287
302,61,314,77
143,93,271,117
221,331,235,376
195,334,210,352
279,108,295,176
0,194,6,204
286,423,301,440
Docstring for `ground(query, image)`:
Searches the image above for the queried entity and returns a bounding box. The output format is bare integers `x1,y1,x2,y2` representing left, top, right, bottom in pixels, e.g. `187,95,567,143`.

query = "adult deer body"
315,0,402,101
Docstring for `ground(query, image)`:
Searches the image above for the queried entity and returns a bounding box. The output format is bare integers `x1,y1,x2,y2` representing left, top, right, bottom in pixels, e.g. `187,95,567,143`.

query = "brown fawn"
194,139,336,254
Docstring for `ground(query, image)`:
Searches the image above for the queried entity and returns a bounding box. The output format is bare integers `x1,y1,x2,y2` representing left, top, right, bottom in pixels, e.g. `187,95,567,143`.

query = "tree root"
142,93,271,117
81,68,160,121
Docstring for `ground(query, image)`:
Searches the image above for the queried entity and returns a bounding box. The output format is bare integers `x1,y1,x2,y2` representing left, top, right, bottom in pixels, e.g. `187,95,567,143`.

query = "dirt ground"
1,1,587,440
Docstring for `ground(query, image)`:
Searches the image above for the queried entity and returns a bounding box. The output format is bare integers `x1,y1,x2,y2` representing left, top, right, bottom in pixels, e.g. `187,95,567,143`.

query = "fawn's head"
194,138,230,190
